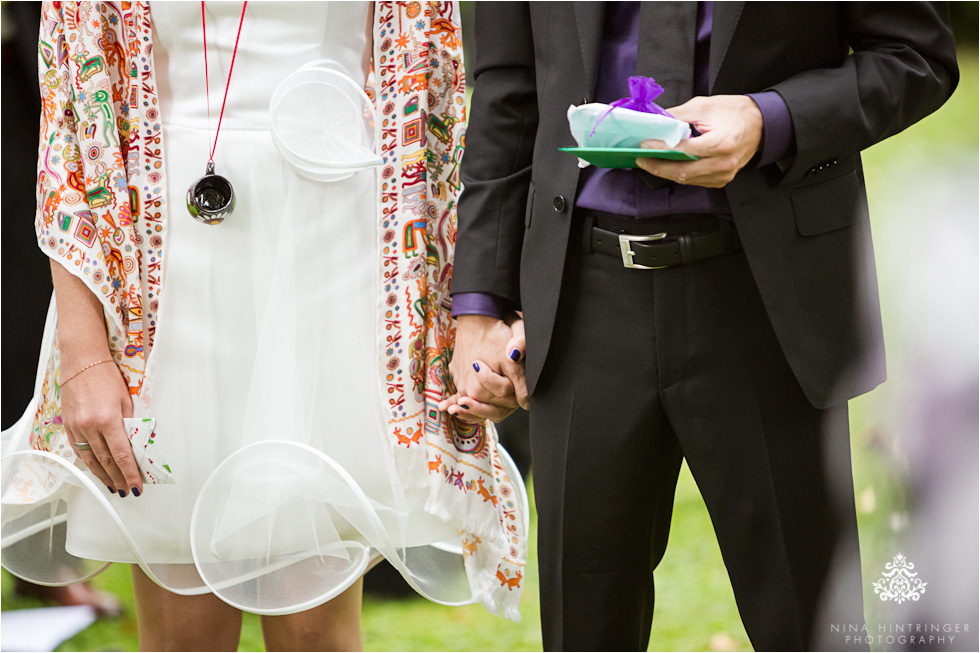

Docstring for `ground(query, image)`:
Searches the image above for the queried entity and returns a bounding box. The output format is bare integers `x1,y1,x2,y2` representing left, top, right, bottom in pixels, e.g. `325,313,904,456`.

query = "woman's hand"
51,260,142,498
439,312,528,423
61,358,141,497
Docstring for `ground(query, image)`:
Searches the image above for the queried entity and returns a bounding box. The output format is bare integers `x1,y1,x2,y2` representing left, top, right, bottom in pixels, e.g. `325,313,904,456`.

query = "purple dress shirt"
453,1,795,319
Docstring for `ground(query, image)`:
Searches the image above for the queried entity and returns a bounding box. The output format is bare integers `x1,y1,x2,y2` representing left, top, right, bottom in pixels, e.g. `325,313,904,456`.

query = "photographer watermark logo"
872,553,927,603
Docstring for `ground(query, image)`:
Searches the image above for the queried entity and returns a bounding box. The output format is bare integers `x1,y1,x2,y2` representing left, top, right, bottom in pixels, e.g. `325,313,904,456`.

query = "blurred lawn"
845,47,979,649
2,51,976,653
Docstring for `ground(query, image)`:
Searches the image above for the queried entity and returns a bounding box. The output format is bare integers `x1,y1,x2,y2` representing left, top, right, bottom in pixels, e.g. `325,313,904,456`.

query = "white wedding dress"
0,1,524,616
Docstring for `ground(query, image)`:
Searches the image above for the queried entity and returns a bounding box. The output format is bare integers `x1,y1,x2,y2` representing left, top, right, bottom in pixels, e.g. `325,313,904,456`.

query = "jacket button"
553,195,566,212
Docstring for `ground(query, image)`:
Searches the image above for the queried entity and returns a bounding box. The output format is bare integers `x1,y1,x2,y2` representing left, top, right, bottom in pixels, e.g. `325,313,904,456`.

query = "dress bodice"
151,1,370,131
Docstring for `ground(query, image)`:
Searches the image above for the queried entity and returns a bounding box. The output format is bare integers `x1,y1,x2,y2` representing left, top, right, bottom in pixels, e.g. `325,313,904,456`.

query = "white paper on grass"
567,103,692,168
1,606,97,652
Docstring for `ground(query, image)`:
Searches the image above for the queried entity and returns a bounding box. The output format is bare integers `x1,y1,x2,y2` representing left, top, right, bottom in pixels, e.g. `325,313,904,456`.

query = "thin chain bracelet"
60,359,114,386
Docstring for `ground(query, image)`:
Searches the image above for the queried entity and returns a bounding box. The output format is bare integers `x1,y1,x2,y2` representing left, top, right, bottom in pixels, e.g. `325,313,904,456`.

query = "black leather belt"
588,219,741,270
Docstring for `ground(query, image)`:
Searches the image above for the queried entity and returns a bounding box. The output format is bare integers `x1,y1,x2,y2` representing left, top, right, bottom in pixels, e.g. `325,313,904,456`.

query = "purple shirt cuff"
747,91,795,167
450,292,511,320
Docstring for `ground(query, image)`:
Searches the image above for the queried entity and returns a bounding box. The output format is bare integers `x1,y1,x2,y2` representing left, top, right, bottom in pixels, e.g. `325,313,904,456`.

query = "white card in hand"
125,418,174,485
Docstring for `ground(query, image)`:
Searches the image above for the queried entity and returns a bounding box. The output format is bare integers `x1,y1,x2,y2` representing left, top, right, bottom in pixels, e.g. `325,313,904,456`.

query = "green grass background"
2,51,976,653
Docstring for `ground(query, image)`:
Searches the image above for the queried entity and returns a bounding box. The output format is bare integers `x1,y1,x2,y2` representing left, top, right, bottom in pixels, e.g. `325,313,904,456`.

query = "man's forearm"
450,292,513,320
452,2,538,305
768,2,957,182
746,91,795,167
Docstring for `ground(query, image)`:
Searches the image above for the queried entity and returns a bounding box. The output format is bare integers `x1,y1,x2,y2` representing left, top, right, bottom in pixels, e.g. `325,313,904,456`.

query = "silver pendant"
186,161,235,225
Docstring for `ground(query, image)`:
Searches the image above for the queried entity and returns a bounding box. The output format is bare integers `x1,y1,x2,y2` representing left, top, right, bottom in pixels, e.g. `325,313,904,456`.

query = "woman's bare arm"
51,260,142,497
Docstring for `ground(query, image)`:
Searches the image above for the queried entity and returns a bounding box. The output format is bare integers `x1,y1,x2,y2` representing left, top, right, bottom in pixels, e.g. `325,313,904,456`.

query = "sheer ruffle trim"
2,429,526,616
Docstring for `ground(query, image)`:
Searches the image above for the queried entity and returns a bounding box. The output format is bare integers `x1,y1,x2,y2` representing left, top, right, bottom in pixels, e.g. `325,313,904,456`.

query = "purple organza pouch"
590,76,676,136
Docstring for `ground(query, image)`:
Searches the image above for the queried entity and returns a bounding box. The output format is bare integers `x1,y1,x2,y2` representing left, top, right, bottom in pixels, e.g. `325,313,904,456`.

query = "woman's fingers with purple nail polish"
448,396,516,423
437,393,457,412
467,360,518,408
500,319,529,410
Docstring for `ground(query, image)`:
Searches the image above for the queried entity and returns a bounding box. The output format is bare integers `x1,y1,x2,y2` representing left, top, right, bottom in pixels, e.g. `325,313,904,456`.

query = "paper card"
125,417,174,485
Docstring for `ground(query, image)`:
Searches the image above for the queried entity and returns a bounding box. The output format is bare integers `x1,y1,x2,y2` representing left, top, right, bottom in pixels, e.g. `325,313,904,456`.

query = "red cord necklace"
186,1,248,225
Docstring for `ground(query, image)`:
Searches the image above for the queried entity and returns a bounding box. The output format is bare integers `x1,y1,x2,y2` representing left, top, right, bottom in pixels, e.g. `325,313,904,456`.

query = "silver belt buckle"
619,232,668,269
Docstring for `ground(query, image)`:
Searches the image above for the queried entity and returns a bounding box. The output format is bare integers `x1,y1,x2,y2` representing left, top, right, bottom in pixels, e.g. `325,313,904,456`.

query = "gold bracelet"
60,359,114,386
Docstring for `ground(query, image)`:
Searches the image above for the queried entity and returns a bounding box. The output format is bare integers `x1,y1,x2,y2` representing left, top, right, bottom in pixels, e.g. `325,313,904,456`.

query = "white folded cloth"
566,103,691,167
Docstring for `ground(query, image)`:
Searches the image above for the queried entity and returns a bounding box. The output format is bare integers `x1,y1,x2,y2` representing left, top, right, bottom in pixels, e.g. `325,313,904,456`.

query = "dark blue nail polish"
107,486,115,494
473,362,480,372
510,349,522,362
117,489,127,498
131,487,141,497
460,403,470,410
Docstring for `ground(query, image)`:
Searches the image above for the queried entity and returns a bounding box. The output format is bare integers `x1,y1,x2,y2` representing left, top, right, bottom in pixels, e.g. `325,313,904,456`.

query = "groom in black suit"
442,3,957,650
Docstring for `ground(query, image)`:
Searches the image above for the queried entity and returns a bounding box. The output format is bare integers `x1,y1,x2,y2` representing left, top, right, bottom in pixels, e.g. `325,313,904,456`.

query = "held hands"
636,95,763,188
438,313,528,423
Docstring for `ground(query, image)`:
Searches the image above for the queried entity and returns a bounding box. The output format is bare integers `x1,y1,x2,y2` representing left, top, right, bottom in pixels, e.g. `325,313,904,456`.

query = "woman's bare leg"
261,578,363,652
132,566,243,652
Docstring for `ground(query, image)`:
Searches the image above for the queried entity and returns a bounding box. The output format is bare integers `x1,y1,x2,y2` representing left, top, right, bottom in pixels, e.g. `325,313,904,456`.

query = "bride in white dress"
1,2,528,649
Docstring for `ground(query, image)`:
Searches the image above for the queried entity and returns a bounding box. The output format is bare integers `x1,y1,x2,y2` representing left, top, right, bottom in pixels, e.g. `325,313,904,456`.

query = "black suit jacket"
452,2,958,408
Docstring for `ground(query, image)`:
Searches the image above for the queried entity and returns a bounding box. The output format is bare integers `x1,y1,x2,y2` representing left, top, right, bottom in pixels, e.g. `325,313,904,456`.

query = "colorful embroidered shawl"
31,0,526,620
32,0,164,465
371,3,526,618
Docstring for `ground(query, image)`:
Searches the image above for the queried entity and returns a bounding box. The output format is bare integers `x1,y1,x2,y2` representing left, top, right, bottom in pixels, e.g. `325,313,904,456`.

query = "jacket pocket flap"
791,171,861,236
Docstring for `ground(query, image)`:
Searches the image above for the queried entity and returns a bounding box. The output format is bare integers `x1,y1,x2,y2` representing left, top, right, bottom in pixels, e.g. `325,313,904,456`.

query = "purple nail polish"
117,489,127,498
510,349,522,362
132,487,141,497
473,362,480,372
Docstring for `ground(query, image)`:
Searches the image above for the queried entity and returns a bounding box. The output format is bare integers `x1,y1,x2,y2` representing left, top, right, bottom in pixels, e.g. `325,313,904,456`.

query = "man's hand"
636,95,763,188
438,314,529,423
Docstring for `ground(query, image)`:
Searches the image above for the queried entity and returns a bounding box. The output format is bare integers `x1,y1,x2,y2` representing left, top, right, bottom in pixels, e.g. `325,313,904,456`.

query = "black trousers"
529,215,866,651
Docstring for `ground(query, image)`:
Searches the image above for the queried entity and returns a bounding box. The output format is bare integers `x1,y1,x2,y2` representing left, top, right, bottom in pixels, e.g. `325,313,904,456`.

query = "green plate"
560,146,697,168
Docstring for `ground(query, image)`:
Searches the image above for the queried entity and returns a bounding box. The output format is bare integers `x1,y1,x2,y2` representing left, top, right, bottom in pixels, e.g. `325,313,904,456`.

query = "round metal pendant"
186,162,235,225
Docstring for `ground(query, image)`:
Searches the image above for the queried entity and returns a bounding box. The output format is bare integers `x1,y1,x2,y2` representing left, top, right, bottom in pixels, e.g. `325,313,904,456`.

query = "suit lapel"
708,0,744,93
573,2,605,100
